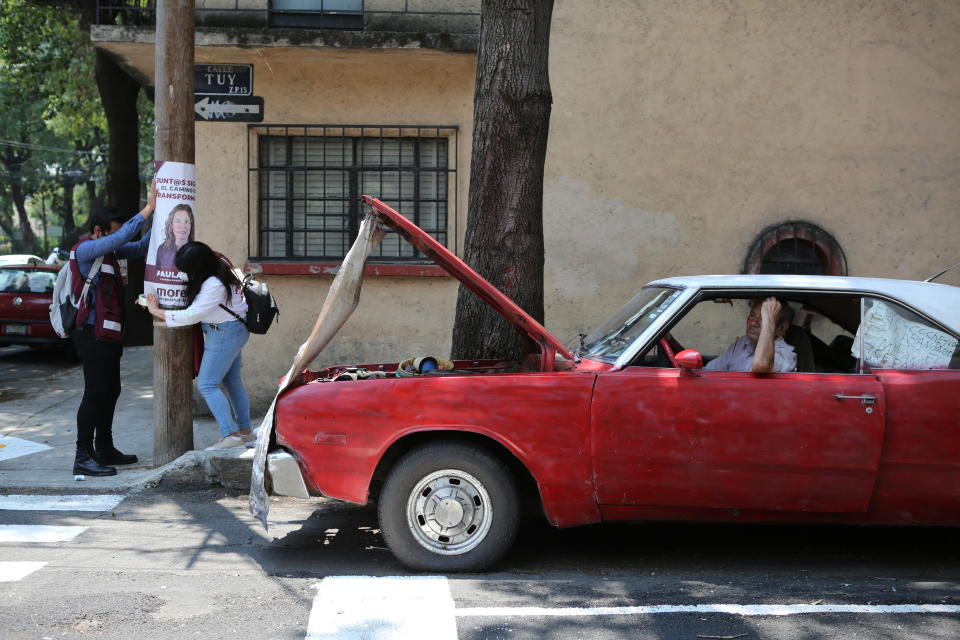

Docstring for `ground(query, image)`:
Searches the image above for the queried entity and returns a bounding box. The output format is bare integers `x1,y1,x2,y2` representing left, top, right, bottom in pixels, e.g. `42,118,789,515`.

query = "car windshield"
578,286,683,362
0,269,56,293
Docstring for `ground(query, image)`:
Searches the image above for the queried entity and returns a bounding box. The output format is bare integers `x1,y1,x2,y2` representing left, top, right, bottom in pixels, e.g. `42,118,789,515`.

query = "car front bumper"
267,450,310,499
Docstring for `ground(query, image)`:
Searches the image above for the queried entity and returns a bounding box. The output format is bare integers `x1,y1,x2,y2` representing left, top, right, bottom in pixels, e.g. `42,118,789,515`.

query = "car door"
591,367,885,513
855,296,960,524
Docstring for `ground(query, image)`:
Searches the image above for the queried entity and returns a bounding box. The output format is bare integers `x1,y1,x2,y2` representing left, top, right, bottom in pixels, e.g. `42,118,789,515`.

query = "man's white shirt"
703,335,797,372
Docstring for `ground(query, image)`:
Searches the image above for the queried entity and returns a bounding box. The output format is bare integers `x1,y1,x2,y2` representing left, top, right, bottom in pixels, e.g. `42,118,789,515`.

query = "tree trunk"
10,180,38,254
84,180,99,223
61,181,76,233
95,48,151,346
451,0,554,361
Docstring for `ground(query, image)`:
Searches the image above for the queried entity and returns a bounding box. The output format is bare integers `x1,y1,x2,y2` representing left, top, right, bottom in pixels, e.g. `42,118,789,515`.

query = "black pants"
72,324,123,453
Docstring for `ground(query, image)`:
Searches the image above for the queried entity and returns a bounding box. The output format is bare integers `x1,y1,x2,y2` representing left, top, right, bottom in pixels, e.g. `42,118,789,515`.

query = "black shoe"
74,451,117,477
94,447,138,466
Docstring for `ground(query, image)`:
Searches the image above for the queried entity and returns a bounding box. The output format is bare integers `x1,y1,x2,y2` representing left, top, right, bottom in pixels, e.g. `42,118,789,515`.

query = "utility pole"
153,0,195,465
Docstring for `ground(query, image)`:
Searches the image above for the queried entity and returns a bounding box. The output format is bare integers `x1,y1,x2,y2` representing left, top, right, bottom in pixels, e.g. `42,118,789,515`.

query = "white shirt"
703,335,797,373
164,275,247,327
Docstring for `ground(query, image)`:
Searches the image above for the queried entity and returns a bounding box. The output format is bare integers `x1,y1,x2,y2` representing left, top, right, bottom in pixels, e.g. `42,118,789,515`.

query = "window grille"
248,125,457,261
744,221,846,276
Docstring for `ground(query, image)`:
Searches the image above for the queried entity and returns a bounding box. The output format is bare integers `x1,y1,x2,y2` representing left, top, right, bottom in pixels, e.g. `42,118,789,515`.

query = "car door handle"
834,393,876,405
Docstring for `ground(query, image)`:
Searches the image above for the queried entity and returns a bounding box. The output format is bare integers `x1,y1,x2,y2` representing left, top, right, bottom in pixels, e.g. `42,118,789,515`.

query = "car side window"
633,293,863,374
853,298,960,370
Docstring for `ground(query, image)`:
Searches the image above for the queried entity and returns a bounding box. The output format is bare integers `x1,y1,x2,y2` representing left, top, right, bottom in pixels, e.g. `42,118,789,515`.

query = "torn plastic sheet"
853,298,958,370
249,212,385,529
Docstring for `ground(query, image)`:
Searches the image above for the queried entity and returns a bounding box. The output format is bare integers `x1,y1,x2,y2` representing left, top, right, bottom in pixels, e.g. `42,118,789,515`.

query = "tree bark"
451,0,554,361
61,181,76,233
11,185,37,254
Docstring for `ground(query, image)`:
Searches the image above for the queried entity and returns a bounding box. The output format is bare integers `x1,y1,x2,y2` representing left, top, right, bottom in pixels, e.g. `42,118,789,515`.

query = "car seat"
784,325,815,372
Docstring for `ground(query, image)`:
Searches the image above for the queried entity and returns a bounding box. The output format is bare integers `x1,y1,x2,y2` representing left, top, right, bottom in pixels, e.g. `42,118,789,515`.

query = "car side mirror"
675,348,704,375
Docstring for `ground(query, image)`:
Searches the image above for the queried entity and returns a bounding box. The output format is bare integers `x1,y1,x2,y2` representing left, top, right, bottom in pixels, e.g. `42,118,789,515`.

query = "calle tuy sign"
195,63,253,96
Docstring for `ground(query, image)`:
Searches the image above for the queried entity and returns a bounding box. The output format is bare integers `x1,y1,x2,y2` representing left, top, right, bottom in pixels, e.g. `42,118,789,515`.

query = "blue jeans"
198,320,251,437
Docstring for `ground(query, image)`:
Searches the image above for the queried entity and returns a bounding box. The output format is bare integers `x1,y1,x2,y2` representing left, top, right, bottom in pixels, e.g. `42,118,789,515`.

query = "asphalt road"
2,490,957,639
0,345,77,404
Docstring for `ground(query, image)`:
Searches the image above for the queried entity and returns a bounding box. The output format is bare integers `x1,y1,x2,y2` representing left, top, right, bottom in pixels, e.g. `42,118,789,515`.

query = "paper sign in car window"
853,299,958,369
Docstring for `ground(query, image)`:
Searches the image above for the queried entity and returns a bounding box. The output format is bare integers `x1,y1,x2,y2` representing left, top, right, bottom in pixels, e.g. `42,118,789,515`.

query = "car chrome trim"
266,450,310,499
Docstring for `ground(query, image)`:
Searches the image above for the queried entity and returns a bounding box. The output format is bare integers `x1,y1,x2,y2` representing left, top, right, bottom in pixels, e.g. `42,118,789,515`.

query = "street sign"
195,63,253,96
194,96,264,122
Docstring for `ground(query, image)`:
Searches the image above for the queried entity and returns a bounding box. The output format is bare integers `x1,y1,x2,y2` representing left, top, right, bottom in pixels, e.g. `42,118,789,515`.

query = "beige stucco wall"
190,47,475,407
544,0,960,340
96,0,959,410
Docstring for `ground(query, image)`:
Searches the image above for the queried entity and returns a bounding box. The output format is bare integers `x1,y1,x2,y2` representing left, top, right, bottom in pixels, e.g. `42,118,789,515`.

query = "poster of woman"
145,161,197,308
156,204,195,268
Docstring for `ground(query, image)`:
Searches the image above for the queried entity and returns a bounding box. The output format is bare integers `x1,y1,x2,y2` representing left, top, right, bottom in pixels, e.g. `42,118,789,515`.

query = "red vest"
70,238,125,343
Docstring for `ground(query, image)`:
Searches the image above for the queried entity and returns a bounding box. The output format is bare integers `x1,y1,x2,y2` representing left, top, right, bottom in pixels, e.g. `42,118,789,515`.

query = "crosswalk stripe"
306,576,457,640
0,494,126,512
0,561,46,582
0,525,86,543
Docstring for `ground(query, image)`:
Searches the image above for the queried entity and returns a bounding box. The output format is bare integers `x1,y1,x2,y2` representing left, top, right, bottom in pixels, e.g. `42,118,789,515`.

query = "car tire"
378,442,520,572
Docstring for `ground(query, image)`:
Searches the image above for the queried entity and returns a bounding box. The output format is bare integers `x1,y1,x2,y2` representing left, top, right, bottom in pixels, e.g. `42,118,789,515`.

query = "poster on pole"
145,161,196,309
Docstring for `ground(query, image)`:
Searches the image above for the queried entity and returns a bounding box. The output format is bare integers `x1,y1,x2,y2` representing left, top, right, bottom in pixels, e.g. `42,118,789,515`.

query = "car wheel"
378,442,520,572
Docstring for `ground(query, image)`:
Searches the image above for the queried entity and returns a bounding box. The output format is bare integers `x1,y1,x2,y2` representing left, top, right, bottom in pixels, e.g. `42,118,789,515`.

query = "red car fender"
367,424,603,529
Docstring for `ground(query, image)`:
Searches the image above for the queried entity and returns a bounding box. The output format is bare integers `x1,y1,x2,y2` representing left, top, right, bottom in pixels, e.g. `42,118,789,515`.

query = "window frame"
627,288,960,374
247,124,459,266
744,221,847,276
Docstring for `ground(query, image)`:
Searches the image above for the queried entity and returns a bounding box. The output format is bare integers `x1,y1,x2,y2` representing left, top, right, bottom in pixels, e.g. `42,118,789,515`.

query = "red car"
0,264,71,355
261,198,960,572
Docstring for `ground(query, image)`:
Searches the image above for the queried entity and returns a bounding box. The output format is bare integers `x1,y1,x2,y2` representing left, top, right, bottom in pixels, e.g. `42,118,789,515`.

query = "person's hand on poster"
140,179,157,221
144,293,166,321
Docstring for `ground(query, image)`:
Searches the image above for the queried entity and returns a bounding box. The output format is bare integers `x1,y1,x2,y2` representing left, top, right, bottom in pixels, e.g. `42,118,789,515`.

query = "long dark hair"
174,241,242,305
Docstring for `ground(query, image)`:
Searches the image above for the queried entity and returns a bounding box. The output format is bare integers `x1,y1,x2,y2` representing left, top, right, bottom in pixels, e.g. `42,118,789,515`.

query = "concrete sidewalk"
0,345,255,494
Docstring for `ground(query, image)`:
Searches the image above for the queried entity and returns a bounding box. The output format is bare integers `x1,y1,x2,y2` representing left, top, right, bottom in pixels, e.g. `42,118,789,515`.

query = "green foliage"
0,0,109,251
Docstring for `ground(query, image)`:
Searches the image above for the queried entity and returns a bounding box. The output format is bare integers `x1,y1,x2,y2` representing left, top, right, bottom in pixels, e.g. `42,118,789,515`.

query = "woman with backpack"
145,241,253,450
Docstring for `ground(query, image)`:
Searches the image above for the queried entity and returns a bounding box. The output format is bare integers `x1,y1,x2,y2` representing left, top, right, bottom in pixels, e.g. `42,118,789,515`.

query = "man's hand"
759,297,781,328
751,297,781,373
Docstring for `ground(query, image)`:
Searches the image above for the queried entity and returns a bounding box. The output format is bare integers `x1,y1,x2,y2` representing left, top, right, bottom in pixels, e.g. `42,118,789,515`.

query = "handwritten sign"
853,299,957,369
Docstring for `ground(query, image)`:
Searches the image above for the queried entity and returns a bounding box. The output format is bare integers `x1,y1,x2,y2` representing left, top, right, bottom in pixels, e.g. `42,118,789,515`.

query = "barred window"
744,221,846,276
250,126,457,261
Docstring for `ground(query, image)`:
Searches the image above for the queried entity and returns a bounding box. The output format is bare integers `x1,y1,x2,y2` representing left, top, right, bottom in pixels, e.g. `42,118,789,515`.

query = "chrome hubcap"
406,469,492,555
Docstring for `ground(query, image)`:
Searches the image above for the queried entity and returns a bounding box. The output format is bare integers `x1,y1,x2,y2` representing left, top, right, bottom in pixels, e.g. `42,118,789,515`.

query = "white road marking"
455,603,960,617
306,576,458,640
0,494,126,512
0,561,46,582
0,435,51,462
0,525,86,543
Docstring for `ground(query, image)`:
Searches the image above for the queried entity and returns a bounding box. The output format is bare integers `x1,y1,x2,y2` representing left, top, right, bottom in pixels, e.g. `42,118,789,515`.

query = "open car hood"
363,196,574,368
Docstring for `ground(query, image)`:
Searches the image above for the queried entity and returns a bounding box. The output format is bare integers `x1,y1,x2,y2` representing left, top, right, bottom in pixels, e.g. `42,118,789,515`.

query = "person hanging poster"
145,161,196,308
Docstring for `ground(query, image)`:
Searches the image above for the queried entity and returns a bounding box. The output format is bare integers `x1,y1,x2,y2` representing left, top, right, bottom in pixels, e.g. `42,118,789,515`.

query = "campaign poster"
145,161,196,309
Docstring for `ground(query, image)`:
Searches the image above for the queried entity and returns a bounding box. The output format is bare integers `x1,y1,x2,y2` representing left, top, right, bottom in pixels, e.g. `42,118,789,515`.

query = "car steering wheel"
659,337,679,368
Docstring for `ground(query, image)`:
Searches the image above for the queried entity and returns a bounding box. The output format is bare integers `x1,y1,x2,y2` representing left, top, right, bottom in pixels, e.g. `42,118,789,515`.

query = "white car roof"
647,274,960,334
0,254,43,266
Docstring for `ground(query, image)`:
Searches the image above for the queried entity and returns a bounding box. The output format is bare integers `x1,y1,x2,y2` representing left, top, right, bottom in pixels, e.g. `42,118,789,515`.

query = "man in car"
704,297,797,373
71,184,155,477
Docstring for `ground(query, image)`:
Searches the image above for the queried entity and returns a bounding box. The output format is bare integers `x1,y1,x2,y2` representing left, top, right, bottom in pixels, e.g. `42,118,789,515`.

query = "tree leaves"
0,0,104,252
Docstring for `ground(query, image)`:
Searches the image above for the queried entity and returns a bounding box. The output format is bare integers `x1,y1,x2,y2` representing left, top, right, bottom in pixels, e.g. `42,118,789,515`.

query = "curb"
135,448,254,492
0,449,253,496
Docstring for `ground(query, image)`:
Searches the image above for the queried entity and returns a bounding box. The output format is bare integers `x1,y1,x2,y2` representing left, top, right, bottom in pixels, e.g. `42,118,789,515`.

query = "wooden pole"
153,0,195,465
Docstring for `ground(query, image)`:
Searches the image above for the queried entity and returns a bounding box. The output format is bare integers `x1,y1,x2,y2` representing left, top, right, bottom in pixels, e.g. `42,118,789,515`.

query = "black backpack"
220,274,279,334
